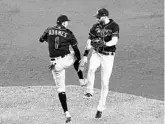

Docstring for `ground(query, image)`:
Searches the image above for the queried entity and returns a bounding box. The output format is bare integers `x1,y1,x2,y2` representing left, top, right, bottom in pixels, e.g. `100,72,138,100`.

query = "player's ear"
61,22,65,26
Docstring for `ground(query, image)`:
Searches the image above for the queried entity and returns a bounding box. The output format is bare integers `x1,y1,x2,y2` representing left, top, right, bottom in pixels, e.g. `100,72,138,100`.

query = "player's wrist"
81,56,87,65
83,49,90,56
39,38,44,43
83,56,87,59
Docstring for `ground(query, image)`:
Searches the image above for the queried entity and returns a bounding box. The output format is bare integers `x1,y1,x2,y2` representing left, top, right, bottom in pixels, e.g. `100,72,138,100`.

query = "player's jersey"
89,19,119,52
40,25,77,58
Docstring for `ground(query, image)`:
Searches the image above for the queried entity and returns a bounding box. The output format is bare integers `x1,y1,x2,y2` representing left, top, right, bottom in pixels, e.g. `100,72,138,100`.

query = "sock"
58,92,68,113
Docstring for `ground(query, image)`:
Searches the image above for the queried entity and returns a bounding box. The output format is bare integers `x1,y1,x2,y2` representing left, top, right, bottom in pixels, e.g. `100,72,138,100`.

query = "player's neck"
104,19,110,25
58,24,67,29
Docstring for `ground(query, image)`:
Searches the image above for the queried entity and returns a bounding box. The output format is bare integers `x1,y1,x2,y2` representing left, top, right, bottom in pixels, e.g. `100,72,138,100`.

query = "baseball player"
79,8,120,118
39,15,87,123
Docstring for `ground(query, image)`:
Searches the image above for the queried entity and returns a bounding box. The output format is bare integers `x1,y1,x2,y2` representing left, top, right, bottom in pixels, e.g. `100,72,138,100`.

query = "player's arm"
79,26,96,68
72,44,81,61
106,23,119,46
82,26,96,57
68,31,84,79
68,32,81,61
39,28,49,43
78,39,91,71
106,36,118,46
83,39,92,57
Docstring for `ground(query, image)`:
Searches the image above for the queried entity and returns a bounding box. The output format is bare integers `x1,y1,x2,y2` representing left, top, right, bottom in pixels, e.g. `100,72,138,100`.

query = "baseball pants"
51,51,75,93
86,50,115,111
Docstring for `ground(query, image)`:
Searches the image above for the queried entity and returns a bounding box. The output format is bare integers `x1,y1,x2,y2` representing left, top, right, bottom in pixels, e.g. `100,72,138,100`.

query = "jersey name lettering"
49,29,67,37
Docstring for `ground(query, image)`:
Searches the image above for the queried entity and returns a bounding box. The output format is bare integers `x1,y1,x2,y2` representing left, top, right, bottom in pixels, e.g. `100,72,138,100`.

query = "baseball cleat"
65,111,71,123
66,116,71,123
79,79,88,87
95,111,102,118
83,93,93,98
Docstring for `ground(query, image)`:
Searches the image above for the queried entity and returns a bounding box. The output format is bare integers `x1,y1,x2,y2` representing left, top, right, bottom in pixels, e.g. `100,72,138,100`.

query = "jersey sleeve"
68,30,78,46
112,23,119,38
88,24,97,40
39,28,49,42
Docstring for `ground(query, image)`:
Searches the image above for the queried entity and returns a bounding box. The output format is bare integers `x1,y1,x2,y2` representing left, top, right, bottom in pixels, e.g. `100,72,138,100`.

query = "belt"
94,48,114,55
50,54,68,61
99,51,114,55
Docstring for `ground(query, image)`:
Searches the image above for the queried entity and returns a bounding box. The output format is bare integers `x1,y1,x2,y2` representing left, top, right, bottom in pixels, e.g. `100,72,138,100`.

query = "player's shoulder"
65,28,72,33
44,26,53,32
92,23,100,28
105,19,119,31
65,28,74,35
109,19,119,27
90,23,100,31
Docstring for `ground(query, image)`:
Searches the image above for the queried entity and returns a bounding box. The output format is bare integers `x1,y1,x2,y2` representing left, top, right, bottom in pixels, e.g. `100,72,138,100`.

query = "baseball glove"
91,38,105,51
48,61,56,71
48,64,55,70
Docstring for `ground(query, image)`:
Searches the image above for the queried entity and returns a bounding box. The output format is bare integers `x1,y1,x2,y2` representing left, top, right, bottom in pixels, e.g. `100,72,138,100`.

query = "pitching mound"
0,85,163,124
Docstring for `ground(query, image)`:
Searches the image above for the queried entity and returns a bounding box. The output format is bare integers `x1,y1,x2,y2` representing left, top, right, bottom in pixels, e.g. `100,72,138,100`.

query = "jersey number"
54,36,60,49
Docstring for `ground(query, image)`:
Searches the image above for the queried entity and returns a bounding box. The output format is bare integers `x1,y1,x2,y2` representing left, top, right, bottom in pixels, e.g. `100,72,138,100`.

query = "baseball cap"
57,15,70,23
95,8,109,18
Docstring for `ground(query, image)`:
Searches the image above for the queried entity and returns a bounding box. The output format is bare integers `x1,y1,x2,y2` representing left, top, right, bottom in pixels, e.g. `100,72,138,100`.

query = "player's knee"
54,67,63,72
88,67,97,74
101,83,109,91
57,88,65,93
70,50,74,55
101,78,109,84
102,86,109,92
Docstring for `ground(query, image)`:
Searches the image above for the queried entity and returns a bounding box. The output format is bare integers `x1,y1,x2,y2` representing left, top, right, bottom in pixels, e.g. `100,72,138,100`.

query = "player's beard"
97,19,103,23
99,20,105,25
97,18,105,25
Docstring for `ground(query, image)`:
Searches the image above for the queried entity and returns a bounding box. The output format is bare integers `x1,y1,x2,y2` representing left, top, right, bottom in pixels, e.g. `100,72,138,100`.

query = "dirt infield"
0,0,164,102
0,86,164,124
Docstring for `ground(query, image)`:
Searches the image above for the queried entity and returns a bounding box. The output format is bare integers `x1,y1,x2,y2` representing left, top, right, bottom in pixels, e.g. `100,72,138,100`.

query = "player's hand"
91,38,105,49
48,64,55,70
39,37,44,43
80,56,88,65
78,56,87,71
48,61,56,71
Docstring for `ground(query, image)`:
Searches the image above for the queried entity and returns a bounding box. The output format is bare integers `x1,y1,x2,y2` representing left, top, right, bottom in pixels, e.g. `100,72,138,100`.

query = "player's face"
96,16,101,22
63,21,69,27
96,16,105,23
